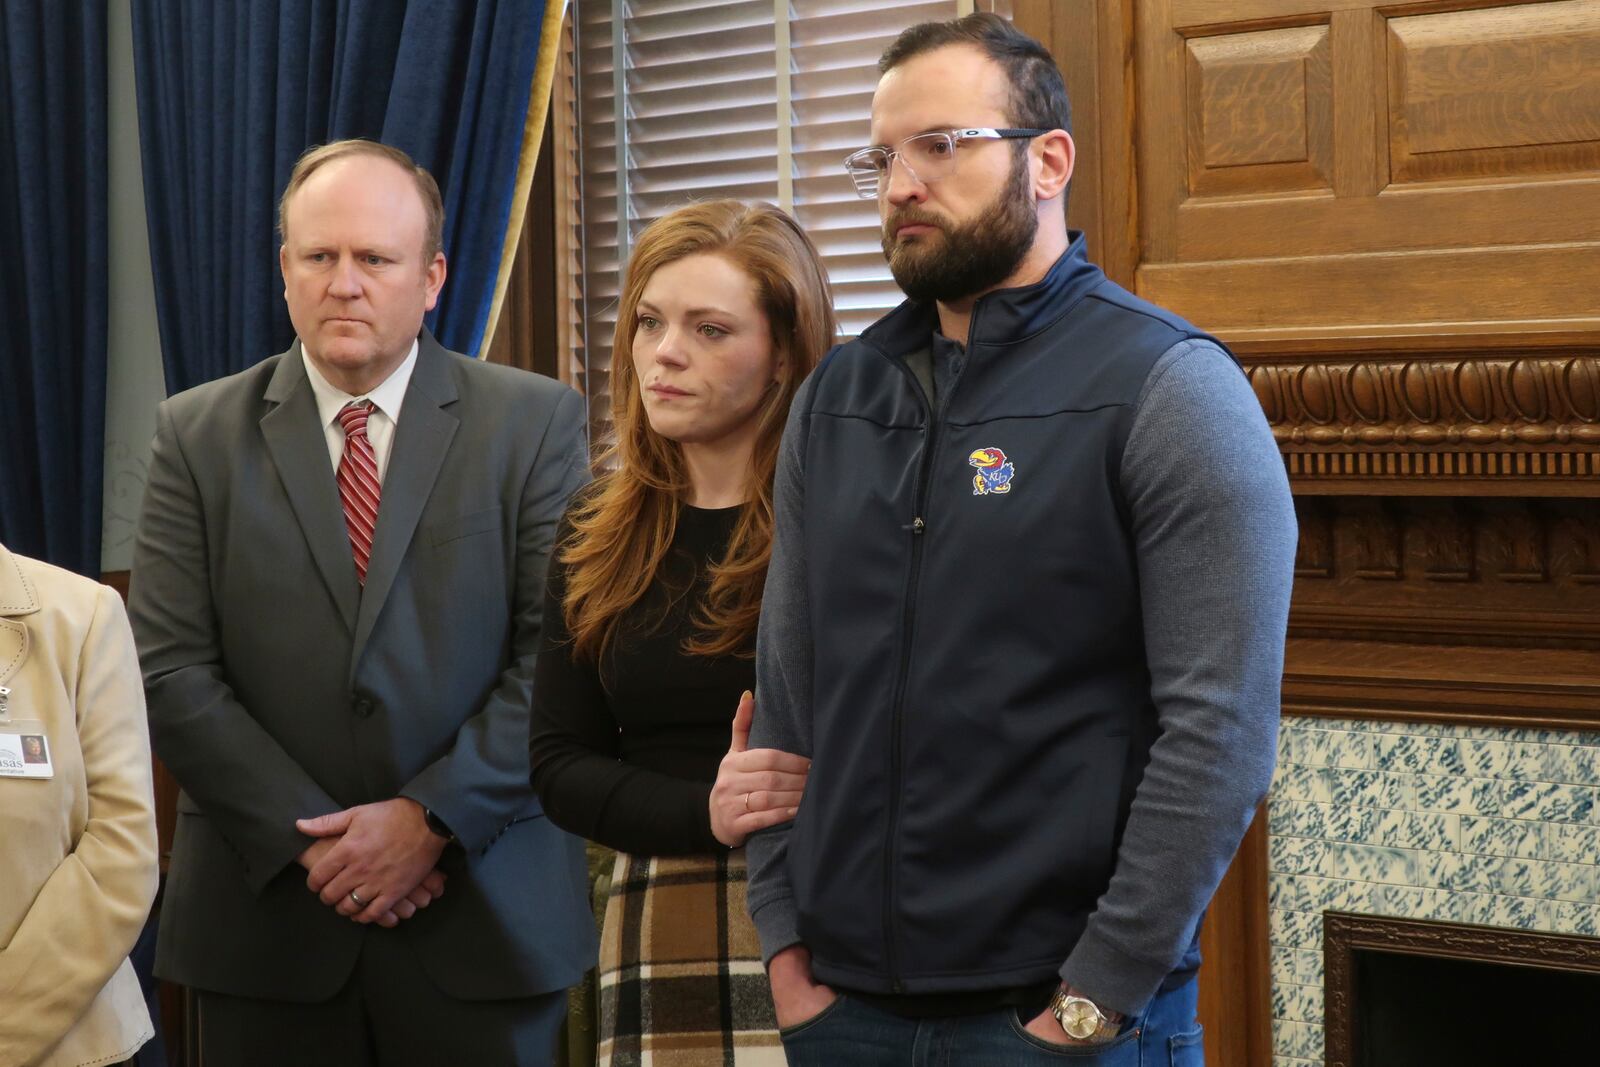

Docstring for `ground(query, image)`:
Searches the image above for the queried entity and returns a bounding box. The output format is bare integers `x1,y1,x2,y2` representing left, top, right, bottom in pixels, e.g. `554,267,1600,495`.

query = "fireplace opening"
1354,948,1600,1064
1323,912,1600,1067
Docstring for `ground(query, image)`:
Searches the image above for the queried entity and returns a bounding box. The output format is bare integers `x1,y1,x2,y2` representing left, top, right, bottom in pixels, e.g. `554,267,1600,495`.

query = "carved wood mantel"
1245,346,1600,494
1239,339,1600,728
1244,339,1600,731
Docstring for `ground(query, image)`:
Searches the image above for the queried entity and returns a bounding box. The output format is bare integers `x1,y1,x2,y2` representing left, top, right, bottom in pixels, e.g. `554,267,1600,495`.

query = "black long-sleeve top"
529,501,752,855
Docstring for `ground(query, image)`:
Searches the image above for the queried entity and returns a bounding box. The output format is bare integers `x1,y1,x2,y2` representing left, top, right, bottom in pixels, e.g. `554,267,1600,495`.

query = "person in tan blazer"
0,542,159,1067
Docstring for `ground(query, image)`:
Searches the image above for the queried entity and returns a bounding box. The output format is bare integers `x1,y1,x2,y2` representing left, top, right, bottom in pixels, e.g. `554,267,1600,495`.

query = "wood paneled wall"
1134,0,1600,343
1015,2,1600,1065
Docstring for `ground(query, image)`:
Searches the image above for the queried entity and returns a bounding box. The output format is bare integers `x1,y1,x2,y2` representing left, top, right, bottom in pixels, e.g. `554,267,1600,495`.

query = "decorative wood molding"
1289,497,1600,647
1323,912,1600,1067
1283,636,1600,731
1283,493,1600,729
1246,353,1600,490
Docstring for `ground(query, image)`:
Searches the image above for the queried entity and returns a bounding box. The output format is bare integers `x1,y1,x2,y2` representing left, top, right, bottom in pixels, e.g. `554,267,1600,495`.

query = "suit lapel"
0,545,38,690
350,333,460,667
260,346,360,634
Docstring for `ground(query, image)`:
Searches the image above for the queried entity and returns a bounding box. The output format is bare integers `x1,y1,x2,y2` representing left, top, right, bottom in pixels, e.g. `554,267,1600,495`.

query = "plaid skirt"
597,848,785,1067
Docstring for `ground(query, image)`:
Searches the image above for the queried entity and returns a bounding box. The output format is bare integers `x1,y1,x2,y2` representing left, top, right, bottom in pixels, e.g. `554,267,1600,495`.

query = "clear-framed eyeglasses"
842,127,1049,199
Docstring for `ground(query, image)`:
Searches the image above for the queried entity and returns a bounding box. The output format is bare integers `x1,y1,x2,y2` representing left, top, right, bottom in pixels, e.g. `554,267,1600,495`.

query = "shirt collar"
301,338,419,430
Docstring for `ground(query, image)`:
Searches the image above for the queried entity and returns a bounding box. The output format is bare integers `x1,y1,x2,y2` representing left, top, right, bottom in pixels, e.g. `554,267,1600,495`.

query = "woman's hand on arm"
709,691,809,847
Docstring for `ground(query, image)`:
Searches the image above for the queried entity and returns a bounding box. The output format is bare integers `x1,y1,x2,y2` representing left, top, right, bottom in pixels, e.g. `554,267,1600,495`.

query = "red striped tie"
336,401,382,584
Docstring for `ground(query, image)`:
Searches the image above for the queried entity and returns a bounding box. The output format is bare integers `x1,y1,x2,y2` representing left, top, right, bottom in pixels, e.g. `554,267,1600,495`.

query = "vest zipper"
880,319,977,993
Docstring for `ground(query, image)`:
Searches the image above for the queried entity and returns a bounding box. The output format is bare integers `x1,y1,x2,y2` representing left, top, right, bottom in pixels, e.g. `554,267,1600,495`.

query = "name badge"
0,720,53,779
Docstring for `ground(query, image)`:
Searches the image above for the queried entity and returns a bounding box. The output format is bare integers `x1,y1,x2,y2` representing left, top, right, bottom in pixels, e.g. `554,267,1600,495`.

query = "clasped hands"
295,797,448,928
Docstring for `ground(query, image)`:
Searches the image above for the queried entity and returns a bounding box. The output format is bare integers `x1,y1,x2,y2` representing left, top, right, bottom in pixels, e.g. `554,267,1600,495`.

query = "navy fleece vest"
791,237,1226,993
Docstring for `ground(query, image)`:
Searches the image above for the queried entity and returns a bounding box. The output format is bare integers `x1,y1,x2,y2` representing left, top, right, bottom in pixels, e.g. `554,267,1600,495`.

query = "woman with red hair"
530,199,834,1065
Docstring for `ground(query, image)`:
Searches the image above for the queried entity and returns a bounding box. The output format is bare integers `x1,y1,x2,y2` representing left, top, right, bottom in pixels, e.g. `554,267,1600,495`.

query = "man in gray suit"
129,140,595,1066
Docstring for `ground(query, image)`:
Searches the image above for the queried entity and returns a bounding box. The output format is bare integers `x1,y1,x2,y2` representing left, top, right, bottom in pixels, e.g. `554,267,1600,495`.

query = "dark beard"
881,150,1037,305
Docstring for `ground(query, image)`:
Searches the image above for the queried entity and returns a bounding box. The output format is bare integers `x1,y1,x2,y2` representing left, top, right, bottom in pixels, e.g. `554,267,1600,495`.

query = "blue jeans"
779,977,1203,1066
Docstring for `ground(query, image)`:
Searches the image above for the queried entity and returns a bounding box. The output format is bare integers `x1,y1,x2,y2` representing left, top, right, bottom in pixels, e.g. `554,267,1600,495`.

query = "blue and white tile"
1298,729,1333,768
1401,721,1454,738
1444,890,1495,924
1271,765,1329,804
1543,743,1600,787
1554,901,1600,936
1548,823,1600,863
1291,948,1323,986
1500,742,1556,781
1454,855,1542,898
1328,770,1406,809
1321,729,1373,770
1376,884,1455,922
1275,1020,1324,1061
1373,733,1433,774
1344,806,1382,844
1270,836,1330,876
1515,727,1600,748
1411,773,1499,816
1270,800,1340,841
1270,946,1300,989
1271,980,1322,1024
1462,892,1555,930
1501,780,1596,824
1457,739,1516,779
1329,844,1421,886
1374,810,1458,851
1378,734,1464,776
1269,907,1323,950
1327,877,1387,914
1417,850,1462,890
1459,816,1544,860
1297,983,1323,1024
1276,728,1309,768
1456,723,1535,742
1543,860,1600,904
1427,739,1468,776
1269,874,1331,913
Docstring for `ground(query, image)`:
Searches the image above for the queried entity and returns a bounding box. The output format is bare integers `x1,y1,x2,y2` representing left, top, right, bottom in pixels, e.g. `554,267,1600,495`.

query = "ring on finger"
743,792,752,812
349,889,369,908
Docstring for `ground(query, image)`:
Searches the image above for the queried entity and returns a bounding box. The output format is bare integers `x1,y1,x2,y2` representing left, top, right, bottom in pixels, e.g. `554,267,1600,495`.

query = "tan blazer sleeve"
0,586,159,1065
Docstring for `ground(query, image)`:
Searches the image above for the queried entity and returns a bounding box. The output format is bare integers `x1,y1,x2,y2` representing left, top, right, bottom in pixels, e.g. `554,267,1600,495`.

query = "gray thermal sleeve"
744,372,819,963
1059,337,1297,1014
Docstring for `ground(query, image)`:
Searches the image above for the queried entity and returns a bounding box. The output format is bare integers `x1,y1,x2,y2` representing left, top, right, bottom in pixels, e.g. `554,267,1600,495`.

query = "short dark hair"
879,13,1071,137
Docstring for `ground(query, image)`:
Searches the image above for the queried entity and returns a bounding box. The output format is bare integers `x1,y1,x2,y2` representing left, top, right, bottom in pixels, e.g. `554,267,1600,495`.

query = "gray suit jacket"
129,332,597,1002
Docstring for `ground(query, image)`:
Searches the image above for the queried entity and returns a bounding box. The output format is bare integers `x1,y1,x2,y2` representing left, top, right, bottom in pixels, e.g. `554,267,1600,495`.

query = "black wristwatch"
423,807,455,842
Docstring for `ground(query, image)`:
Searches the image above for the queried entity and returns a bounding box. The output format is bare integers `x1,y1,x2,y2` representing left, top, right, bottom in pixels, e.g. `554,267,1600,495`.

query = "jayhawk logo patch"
968,447,1016,495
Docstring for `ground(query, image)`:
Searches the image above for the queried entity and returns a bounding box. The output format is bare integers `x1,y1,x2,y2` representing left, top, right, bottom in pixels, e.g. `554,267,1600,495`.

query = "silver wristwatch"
1050,986,1122,1042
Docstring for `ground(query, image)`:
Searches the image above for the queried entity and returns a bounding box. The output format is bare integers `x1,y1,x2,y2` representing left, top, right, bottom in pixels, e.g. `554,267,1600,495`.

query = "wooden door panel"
1137,0,1600,339
1140,242,1600,338
1386,3,1600,181
1184,24,1335,197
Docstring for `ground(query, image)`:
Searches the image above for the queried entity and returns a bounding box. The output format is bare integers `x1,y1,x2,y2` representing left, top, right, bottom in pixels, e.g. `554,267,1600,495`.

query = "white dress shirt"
301,339,418,484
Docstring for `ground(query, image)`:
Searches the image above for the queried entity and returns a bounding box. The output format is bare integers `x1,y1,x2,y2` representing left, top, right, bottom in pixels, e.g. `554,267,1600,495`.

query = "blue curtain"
0,4,108,576
131,0,548,394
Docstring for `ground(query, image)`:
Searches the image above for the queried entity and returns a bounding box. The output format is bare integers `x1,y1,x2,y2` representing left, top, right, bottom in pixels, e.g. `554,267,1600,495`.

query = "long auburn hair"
561,200,834,661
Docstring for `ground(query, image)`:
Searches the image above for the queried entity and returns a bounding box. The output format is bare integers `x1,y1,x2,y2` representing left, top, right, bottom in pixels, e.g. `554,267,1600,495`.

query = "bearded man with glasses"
745,13,1297,1065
